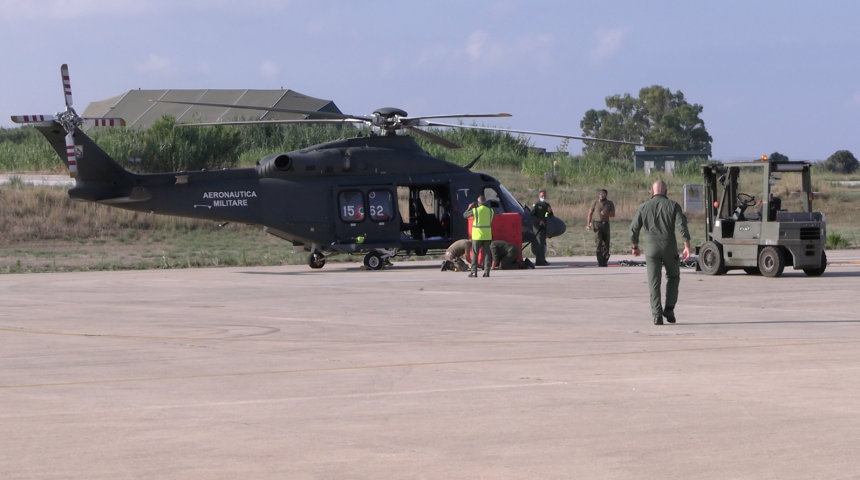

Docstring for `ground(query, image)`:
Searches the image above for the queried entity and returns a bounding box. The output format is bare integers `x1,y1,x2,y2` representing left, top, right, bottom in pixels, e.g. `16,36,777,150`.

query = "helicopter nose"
545,216,567,238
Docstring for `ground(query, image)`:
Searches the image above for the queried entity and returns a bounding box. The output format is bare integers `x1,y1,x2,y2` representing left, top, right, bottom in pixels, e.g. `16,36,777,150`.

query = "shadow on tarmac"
679,319,860,325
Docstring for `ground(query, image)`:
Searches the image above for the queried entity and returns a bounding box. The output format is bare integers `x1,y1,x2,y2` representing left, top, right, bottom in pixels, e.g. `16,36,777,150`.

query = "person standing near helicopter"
586,189,615,267
530,190,553,266
463,195,494,277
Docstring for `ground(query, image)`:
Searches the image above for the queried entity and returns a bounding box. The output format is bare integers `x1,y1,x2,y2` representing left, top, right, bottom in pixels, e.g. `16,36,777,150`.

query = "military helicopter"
13,64,645,269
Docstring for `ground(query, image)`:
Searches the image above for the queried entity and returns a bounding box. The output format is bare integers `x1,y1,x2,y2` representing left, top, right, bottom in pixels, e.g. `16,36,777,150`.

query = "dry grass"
2,169,859,274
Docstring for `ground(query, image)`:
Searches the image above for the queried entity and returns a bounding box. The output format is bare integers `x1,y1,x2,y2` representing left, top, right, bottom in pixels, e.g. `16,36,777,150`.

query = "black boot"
653,315,663,325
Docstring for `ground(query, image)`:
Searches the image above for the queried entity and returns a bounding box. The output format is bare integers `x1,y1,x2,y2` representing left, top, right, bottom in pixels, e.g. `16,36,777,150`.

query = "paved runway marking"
137,382,569,410
3,339,860,390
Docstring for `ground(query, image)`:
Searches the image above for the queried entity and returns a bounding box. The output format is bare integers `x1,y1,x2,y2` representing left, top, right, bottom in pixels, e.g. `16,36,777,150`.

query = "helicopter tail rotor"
10,64,126,178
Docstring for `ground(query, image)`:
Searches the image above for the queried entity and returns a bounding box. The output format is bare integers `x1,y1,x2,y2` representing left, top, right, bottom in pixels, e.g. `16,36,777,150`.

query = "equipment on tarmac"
696,156,827,277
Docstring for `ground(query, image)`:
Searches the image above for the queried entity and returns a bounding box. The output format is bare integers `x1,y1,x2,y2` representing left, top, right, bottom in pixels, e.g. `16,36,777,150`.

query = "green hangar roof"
82,89,342,128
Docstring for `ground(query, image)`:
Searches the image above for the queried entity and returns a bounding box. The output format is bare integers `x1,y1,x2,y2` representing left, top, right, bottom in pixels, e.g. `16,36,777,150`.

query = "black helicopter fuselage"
36,124,565,257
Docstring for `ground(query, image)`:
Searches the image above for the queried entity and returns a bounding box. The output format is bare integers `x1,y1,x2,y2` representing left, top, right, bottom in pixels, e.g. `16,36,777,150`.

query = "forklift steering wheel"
737,193,756,208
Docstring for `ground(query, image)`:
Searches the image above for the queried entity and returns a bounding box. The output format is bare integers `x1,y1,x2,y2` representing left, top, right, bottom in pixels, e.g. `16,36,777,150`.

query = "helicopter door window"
339,191,365,223
483,187,503,213
368,190,394,223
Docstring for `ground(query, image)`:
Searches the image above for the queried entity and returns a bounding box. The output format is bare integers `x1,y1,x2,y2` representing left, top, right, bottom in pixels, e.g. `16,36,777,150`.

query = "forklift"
697,156,827,277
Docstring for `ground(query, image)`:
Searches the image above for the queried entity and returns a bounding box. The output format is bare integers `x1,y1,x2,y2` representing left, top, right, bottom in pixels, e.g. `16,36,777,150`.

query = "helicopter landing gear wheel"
758,246,785,277
308,252,325,269
803,250,827,277
364,251,383,270
699,241,726,275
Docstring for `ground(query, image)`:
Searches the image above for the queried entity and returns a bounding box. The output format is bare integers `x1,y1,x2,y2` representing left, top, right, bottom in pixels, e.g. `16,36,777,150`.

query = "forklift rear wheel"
308,252,325,269
699,241,727,275
803,250,827,277
758,246,785,277
364,251,383,270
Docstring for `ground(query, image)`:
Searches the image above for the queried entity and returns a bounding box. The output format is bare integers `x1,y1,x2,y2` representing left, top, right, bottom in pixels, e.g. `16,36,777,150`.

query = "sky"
1,0,858,161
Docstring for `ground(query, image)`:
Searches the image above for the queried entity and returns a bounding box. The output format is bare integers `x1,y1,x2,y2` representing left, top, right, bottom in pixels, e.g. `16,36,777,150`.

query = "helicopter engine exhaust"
274,154,292,171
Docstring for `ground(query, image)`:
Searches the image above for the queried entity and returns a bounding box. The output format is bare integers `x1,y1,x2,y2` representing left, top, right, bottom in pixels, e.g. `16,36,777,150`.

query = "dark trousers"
530,227,547,263
593,221,610,266
646,252,681,317
471,240,492,274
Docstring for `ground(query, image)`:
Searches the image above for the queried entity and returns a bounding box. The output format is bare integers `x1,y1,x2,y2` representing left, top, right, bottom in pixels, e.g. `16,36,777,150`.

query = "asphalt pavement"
2,252,860,479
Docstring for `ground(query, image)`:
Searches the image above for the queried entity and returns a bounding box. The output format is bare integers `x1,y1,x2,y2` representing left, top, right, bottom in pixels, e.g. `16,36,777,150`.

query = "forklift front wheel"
803,250,827,277
699,241,727,275
759,246,785,278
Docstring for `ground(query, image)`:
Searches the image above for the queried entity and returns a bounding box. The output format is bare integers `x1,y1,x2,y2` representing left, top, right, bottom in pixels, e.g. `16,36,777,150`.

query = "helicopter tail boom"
35,123,138,202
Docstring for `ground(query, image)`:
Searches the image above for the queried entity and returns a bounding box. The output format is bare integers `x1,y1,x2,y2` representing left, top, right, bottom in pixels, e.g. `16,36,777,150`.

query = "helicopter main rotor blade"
150,99,368,122
404,113,511,122
423,122,646,146
175,118,367,127
405,126,463,150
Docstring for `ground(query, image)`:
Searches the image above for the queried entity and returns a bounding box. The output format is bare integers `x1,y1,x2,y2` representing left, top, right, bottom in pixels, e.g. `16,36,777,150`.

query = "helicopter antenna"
464,153,483,170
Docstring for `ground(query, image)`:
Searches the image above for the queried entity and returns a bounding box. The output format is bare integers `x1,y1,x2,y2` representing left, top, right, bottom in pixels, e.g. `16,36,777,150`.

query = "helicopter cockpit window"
339,191,365,222
483,187,503,213
498,184,525,215
368,190,394,222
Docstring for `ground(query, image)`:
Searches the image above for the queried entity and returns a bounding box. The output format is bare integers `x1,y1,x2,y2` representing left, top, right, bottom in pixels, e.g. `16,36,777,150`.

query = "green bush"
826,233,849,249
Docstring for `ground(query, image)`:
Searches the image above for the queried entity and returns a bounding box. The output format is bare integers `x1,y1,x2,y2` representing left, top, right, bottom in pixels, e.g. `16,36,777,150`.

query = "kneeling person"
491,240,530,270
442,239,472,272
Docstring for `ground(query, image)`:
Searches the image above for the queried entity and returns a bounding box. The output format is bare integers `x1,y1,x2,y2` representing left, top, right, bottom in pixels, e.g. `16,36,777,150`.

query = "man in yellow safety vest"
463,195,494,277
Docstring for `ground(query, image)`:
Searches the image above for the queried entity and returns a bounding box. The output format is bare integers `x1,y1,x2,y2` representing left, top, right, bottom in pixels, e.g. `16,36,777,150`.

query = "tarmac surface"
3,251,860,479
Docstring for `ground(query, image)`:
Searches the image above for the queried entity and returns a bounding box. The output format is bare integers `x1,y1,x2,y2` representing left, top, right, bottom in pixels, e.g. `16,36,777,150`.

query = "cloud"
589,28,627,64
0,0,150,19
464,30,489,60
260,61,279,80
134,55,178,76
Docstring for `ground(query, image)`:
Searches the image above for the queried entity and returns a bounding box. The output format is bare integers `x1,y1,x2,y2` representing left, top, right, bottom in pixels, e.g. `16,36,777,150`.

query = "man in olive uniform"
630,180,691,325
586,189,615,267
463,195,494,277
490,240,531,270
529,190,553,266
441,238,471,272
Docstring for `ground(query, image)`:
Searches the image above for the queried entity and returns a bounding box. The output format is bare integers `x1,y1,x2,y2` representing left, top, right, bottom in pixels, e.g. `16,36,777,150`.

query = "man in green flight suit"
630,180,691,325
529,190,553,266
586,188,615,267
463,195,494,277
490,240,532,270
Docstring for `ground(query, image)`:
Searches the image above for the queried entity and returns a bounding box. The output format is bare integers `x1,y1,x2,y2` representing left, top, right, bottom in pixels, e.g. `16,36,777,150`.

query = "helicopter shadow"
237,263,441,276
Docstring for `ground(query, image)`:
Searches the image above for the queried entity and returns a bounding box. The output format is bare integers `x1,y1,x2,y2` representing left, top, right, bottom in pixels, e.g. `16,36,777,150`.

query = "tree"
769,152,789,162
579,86,712,159
822,150,859,174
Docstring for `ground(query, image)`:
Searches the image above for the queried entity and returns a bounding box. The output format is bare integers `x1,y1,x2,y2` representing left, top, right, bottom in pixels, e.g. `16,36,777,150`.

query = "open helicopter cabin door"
332,186,400,248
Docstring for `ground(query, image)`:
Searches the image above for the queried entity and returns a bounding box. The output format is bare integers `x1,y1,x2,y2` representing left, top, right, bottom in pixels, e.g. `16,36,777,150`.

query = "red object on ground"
468,212,523,264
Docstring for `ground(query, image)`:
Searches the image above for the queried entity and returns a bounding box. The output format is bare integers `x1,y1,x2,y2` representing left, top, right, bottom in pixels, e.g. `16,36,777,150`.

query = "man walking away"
630,181,691,325
463,195,494,277
586,188,615,267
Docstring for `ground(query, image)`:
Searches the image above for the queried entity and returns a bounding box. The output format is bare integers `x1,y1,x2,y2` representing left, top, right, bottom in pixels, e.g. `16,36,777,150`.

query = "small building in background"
633,150,711,174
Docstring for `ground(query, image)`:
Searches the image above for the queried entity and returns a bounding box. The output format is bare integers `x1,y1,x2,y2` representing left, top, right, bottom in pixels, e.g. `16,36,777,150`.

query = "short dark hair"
599,189,608,195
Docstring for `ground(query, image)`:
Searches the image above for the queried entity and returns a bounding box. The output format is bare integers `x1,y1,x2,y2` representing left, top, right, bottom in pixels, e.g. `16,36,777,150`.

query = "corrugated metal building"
82,89,342,128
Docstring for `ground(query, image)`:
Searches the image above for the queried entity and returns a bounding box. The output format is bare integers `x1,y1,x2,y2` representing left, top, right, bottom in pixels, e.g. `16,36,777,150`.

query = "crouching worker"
441,239,472,272
491,240,534,270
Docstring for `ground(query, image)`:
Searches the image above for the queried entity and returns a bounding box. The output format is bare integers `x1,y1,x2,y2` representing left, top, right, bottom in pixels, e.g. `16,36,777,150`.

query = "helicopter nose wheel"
308,252,326,269
363,251,383,270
